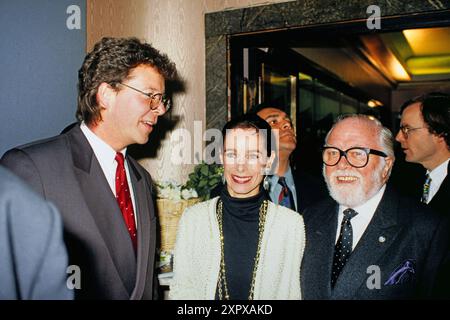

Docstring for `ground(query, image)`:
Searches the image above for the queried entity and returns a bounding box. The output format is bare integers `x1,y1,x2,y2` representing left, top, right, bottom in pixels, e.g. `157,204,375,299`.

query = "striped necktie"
421,173,432,204
278,177,295,211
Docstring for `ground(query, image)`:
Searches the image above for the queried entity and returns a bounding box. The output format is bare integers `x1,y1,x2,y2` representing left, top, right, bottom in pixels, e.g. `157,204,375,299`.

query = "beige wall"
87,0,292,183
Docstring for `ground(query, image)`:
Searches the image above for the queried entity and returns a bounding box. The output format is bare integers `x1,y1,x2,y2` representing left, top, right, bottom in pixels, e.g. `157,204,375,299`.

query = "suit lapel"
127,157,154,299
68,126,137,295
303,200,337,299
332,187,402,299
428,161,450,217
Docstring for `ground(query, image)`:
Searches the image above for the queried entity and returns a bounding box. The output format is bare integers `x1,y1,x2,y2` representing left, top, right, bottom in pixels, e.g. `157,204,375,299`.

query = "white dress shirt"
426,158,449,204
80,122,138,225
335,185,386,250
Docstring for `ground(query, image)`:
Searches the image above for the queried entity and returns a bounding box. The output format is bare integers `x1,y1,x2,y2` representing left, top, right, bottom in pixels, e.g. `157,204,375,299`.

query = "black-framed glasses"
398,125,426,139
322,146,388,168
119,83,171,112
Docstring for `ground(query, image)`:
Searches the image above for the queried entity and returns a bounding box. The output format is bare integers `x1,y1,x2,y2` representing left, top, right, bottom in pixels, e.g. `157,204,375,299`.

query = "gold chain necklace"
216,199,268,300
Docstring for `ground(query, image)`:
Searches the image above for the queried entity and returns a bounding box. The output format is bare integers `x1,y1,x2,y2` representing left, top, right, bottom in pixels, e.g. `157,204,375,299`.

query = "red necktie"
115,152,137,252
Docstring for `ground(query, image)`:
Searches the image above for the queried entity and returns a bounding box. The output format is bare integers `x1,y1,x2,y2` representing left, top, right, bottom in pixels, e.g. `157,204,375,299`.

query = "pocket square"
384,259,416,286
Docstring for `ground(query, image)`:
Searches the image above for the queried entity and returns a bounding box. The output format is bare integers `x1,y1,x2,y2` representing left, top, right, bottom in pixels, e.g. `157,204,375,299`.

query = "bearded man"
301,114,449,299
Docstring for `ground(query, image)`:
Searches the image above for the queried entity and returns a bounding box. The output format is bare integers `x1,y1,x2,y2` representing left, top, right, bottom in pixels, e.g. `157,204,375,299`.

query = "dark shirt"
217,187,267,300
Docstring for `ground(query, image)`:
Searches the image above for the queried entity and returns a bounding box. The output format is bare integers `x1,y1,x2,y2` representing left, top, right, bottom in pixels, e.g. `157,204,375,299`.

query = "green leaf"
200,165,209,176
209,178,219,186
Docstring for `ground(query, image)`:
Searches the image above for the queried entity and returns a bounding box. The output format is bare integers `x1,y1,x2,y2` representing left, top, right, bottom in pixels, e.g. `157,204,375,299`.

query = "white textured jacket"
169,197,305,300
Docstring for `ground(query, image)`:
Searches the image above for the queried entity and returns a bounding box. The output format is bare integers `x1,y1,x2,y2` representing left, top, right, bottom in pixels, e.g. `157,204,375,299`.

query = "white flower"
156,180,200,200
157,181,183,200
181,188,198,200
168,187,182,200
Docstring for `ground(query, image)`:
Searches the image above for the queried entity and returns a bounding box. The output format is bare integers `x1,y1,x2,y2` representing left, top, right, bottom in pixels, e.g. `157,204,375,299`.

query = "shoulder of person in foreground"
0,166,73,300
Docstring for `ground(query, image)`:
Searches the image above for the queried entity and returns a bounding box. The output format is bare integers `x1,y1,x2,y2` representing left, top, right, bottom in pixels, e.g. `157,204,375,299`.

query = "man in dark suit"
255,104,327,212
302,114,449,299
0,165,72,300
1,37,177,299
396,92,450,217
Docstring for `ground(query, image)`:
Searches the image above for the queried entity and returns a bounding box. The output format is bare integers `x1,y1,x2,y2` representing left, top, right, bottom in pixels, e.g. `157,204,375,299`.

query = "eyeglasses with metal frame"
398,125,426,139
118,82,171,112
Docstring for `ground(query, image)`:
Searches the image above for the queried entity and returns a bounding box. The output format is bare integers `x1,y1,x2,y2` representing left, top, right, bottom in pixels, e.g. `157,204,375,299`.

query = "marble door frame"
205,1,450,130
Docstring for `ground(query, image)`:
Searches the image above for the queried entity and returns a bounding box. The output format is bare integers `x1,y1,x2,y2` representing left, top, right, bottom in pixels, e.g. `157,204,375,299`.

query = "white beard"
323,164,384,208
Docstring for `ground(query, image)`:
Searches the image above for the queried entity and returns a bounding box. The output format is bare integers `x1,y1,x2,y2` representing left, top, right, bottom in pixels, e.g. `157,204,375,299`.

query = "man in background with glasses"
396,92,450,217
301,114,449,299
1,37,177,299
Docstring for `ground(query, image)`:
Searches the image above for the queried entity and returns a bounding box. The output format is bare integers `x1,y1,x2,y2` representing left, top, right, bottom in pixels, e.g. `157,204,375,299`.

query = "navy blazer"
1,124,158,300
301,185,450,299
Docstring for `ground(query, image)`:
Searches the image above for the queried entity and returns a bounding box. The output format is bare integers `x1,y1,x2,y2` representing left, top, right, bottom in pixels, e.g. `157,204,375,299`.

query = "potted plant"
183,161,223,201
155,162,223,272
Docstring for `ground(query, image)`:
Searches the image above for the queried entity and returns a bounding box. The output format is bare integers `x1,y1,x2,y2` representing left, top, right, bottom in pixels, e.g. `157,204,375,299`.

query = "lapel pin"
379,236,386,243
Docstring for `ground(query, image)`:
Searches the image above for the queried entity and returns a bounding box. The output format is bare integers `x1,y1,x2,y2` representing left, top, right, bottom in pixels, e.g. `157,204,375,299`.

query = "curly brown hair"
76,37,177,125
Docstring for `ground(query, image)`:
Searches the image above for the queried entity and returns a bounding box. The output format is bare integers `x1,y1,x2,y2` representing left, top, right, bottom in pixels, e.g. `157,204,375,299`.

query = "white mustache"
329,169,363,182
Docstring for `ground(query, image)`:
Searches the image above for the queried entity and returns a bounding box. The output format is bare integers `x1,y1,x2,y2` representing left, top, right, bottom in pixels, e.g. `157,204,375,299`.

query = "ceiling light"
367,99,383,108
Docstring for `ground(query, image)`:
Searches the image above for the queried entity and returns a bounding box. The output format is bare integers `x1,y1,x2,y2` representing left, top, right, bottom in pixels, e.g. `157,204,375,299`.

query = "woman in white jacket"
170,114,305,300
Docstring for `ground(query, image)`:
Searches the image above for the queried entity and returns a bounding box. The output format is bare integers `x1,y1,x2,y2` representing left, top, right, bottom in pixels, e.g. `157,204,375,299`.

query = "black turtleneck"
217,187,268,300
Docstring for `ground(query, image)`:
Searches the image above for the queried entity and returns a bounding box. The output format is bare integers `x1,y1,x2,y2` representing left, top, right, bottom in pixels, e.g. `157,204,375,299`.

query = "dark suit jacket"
428,161,450,218
301,185,450,299
1,124,158,300
293,168,328,213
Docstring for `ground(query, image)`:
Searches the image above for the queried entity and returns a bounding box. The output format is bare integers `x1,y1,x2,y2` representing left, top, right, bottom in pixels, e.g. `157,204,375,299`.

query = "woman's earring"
263,175,270,191
263,166,271,190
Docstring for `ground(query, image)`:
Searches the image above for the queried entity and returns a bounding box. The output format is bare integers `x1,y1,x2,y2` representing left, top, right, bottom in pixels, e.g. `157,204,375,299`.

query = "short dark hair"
76,37,177,125
401,92,450,148
221,113,273,157
250,102,287,115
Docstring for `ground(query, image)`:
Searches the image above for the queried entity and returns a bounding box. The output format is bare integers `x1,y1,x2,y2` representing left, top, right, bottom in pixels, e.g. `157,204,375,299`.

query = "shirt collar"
80,122,127,164
428,158,449,184
269,166,296,193
339,184,386,217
